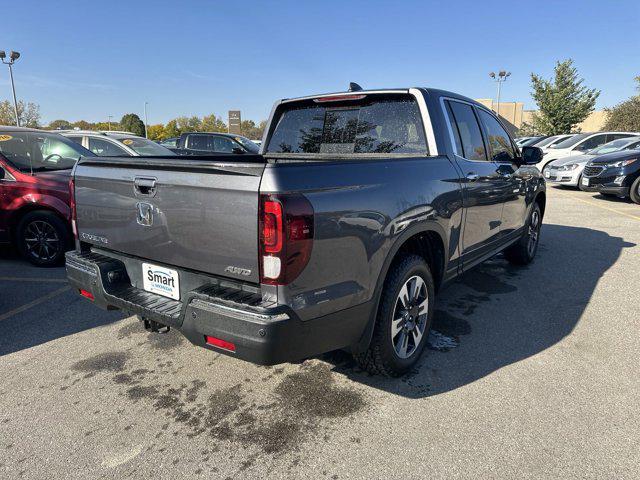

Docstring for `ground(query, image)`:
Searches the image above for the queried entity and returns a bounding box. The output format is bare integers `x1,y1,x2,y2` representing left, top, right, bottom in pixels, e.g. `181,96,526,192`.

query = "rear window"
553,133,590,149
266,94,427,155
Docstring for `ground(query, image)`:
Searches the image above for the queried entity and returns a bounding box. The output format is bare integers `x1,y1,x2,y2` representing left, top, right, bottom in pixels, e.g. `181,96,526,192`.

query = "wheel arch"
9,204,70,244
353,223,448,353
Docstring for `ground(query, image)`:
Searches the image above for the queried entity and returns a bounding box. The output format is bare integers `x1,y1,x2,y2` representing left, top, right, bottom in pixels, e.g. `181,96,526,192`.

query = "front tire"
504,203,542,265
354,255,435,377
16,211,70,267
630,177,640,205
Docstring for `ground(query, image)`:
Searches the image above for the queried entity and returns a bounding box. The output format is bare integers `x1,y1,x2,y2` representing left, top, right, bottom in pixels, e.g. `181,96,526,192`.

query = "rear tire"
16,211,70,267
630,177,640,205
504,203,542,266
354,255,435,377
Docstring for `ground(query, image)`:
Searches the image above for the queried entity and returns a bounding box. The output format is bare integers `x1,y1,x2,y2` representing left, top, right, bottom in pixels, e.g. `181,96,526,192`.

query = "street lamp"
143,102,148,138
0,50,21,127
489,70,511,118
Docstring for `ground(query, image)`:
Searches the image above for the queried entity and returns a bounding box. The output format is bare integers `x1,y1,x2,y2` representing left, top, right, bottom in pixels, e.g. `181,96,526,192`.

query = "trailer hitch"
140,316,171,334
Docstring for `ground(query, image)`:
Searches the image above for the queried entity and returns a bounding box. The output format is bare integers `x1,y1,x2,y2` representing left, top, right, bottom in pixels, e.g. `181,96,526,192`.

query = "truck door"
442,99,506,265
476,108,526,239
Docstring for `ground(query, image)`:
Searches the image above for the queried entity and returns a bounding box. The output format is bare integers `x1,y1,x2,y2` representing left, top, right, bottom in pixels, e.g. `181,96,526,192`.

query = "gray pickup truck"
66,87,545,376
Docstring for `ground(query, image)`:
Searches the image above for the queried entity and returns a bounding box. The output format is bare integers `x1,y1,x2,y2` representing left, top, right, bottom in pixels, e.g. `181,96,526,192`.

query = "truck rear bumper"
65,250,371,365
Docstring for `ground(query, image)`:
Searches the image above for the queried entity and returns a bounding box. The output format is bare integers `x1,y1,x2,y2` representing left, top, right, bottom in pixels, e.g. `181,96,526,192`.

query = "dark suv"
581,149,640,203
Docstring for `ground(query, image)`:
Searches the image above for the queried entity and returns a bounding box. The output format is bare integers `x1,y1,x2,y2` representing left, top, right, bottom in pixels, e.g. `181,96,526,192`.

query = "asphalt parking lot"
1,186,639,480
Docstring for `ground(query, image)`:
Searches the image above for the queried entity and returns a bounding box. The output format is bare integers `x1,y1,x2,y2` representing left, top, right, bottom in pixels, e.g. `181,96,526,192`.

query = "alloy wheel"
391,275,429,359
23,220,60,262
527,210,541,256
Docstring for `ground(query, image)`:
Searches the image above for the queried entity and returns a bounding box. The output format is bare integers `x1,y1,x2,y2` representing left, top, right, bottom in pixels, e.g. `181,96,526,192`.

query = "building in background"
475,99,607,133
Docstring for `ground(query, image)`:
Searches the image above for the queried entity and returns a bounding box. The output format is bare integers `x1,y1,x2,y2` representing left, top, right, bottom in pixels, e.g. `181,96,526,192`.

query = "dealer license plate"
142,263,180,300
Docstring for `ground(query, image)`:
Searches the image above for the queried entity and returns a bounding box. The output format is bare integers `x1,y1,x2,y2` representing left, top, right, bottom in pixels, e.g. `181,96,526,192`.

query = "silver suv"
60,131,175,157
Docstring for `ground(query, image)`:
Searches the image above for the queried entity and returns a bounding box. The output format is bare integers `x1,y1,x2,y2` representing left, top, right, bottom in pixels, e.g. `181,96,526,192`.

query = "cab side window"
445,100,488,161
477,109,516,163
213,136,236,153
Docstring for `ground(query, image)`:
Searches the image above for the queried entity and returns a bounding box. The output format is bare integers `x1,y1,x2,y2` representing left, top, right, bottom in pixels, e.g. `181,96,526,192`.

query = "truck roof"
280,87,483,108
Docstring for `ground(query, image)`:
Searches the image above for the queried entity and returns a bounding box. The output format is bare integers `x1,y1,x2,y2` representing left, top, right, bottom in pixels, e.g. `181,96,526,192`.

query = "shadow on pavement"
0,245,124,356
322,224,635,398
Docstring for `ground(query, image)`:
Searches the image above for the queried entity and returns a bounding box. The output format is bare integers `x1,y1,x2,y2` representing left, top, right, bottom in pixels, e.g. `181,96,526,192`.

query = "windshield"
589,137,640,155
266,94,427,154
0,131,93,172
117,137,176,156
534,136,562,148
552,133,590,149
233,135,260,153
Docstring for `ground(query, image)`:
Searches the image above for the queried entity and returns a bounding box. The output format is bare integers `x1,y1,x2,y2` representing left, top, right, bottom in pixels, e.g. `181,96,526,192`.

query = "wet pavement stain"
432,310,471,338
70,352,130,376
117,321,144,340
146,331,184,351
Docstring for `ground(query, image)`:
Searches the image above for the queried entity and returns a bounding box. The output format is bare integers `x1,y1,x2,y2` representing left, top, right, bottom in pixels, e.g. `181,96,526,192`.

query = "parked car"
158,137,178,148
172,132,260,155
519,136,548,147
62,131,175,157
66,87,545,376
537,132,640,171
580,150,640,203
543,136,640,187
535,134,575,150
0,127,94,266
514,136,534,146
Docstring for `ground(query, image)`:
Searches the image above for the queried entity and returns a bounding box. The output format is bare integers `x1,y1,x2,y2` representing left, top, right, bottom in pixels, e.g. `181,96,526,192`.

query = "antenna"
348,82,363,92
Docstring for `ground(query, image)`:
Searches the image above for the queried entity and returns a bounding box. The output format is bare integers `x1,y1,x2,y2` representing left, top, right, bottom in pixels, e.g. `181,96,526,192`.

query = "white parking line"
0,286,71,322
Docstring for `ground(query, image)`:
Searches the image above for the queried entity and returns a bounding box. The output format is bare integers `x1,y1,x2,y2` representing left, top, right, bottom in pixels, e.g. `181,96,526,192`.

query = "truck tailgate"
73,156,264,283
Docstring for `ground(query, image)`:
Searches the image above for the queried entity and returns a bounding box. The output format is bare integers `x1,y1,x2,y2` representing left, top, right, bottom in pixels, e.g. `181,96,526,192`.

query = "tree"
146,124,165,141
240,119,267,139
47,119,72,130
176,116,202,133
120,113,146,136
530,59,599,135
0,100,41,127
72,120,93,130
163,119,180,138
201,114,227,132
603,76,640,132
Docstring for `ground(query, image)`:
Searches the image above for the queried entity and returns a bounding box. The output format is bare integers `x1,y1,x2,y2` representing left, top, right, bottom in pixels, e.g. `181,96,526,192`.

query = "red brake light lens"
259,194,314,285
313,94,367,103
262,199,283,253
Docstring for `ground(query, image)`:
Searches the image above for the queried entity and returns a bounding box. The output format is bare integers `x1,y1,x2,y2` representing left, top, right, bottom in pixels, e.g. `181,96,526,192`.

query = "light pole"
0,50,21,127
143,102,148,138
108,115,113,131
489,70,511,118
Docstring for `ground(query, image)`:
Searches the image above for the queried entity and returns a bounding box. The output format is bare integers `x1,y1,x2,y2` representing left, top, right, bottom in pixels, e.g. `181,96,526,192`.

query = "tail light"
69,177,77,239
259,193,314,285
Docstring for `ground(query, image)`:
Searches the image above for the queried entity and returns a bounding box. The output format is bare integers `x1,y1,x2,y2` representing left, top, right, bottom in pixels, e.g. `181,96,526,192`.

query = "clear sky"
1,0,639,125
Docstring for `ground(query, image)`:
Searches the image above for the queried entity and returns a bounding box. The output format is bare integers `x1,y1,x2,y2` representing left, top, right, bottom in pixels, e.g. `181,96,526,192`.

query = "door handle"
466,172,479,181
134,177,157,196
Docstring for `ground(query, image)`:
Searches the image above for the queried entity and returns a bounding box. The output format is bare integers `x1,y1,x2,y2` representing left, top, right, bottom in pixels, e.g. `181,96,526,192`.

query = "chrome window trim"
439,96,491,163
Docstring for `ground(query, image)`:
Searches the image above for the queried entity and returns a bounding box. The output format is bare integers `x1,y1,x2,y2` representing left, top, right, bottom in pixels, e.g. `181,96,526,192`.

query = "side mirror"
232,147,245,154
520,146,543,165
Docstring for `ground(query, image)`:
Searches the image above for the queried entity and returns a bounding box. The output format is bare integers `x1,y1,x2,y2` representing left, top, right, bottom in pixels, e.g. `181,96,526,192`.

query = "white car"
61,131,176,157
536,131,640,171
536,134,575,151
542,136,640,187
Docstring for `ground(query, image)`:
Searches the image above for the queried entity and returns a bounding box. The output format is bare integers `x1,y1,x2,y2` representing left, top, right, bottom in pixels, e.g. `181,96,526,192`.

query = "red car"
0,127,94,266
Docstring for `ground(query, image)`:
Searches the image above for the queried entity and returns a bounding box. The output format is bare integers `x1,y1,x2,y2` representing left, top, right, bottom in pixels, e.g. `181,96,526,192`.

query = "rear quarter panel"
260,156,464,321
